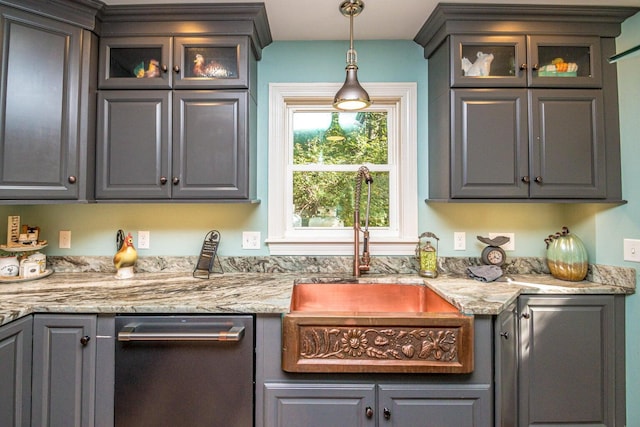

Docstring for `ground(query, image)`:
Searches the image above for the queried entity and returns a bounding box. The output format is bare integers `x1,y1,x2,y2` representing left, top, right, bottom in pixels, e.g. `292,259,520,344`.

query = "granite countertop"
0,270,634,326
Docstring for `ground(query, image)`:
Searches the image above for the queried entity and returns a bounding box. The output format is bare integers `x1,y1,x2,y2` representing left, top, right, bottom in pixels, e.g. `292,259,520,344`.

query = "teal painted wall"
0,12,638,423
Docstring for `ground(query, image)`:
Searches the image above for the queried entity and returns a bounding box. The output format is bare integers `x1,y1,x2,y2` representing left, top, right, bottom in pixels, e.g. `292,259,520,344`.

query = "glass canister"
545,226,588,281
416,232,439,278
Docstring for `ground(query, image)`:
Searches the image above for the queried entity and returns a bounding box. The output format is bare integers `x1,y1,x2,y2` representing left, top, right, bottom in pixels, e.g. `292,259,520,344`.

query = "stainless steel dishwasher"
114,315,254,427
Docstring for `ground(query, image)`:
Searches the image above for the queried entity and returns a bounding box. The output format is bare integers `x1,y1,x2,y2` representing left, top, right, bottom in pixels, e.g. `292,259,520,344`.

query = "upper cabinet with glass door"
99,37,172,89
451,34,602,88
452,35,527,87
173,36,249,89
99,36,249,89
528,35,601,88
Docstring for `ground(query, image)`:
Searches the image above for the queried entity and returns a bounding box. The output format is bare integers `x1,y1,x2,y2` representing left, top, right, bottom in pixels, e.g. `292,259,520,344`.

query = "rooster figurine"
114,232,138,279
193,54,229,78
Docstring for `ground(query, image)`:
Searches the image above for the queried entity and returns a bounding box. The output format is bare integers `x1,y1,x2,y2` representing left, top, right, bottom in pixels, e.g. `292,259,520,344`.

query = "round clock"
481,245,506,266
477,235,510,267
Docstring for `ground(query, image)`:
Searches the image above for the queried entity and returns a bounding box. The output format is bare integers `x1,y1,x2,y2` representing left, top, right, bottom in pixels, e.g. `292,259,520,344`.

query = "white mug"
0,256,20,277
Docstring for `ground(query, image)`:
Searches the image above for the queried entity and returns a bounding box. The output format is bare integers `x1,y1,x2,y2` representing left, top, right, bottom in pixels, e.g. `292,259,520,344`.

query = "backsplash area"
46,255,635,288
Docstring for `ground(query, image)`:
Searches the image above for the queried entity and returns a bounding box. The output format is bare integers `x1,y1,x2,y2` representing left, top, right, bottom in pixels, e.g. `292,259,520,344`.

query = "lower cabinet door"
377,384,492,427
31,314,97,427
263,383,376,427
0,316,32,427
518,295,618,426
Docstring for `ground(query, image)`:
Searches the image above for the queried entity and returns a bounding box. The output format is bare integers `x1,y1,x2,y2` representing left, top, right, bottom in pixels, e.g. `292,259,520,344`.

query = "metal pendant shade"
333,0,371,111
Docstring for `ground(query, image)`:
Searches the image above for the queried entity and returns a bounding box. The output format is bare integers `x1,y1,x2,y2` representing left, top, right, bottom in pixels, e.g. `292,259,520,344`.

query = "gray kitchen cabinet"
517,295,625,426
96,90,171,199
263,382,490,427
378,384,491,427
31,314,97,427
96,4,270,202
0,316,32,427
172,90,250,199
96,90,250,200
256,314,494,427
263,383,376,427
494,303,517,427
415,4,635,202
450,88,605,199
99,35,250,90
0,1,99,202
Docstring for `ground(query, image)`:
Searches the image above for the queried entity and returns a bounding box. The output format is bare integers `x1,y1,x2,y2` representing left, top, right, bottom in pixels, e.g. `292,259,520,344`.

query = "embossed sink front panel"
282,283,474,374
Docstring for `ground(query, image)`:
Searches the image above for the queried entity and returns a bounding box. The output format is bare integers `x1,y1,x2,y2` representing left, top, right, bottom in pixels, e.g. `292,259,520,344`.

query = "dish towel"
467,265,503,282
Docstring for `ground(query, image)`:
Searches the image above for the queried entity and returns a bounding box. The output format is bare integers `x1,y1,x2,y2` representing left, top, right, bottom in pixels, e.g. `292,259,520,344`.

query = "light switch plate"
59,230,71,249
138,231,150,249
623,239,640,262
454,232,466,250
242,231,261,250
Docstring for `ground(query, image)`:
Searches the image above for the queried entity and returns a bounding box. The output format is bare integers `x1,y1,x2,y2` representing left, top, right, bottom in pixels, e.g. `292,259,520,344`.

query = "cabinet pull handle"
532,64,539,71
68,175,77,184
161,64,168,73
172,177,180,185
521,176,530,183
365,407,373,418
519,63,527,70
160,176,168,185
173,65,180,73
383,407,391,420
500,331,510,339
534,176,543,183
522,312,530,319
80,335,91,346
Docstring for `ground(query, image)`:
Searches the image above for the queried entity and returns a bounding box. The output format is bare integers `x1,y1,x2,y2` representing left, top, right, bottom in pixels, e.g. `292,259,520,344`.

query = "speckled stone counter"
0,265,634,326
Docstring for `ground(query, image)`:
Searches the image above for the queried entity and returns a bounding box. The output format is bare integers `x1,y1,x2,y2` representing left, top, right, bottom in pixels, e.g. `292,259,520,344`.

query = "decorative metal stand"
193,230,223,278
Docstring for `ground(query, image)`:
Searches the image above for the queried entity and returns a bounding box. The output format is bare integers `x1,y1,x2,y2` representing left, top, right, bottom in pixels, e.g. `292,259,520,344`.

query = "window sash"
267,82,418,255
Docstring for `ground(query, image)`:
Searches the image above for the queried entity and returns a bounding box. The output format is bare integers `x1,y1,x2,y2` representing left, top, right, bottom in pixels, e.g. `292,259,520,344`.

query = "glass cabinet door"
173,36,249,89
99,37,172,89
451,35,526,87
528,35,602,88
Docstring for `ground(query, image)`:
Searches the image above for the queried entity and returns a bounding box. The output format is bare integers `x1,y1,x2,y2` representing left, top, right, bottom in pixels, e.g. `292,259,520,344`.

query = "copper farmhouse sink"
282,282,474,374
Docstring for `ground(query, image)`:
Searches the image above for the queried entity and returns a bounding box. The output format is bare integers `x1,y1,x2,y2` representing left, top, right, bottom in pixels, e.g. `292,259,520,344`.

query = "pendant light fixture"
324,111,346,141
333,0,371,111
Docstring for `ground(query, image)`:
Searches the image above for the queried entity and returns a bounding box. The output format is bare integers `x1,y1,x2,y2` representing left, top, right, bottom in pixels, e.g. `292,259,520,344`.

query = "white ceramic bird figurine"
114,232,138,279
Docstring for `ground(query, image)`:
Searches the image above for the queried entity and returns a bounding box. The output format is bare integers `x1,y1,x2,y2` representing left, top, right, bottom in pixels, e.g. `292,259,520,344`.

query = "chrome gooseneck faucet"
354,165,373,277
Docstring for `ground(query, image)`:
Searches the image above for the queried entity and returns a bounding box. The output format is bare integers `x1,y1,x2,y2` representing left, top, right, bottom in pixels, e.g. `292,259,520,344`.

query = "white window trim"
267,82,418,255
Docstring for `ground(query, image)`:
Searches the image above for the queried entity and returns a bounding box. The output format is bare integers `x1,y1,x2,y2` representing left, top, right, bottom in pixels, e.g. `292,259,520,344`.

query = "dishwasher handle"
117,324,245,342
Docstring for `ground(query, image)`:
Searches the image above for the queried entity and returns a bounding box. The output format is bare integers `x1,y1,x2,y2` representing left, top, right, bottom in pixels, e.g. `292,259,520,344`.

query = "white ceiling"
102,0,640,41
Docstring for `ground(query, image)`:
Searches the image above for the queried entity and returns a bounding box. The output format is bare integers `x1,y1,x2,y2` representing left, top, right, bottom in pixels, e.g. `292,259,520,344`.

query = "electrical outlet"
454,232,466,250
623,239,640,262
138,231,150,249
59,230,71,249
242,231,261,250
489,232,515,251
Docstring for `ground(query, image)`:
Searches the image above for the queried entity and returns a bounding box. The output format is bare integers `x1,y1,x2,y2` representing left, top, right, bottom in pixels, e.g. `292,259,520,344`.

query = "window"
267,83,417,255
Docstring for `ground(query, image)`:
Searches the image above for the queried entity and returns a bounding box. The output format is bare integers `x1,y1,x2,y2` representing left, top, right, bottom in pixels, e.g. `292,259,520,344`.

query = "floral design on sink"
282,282,474,373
